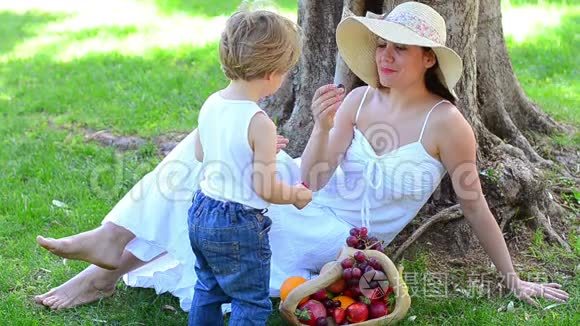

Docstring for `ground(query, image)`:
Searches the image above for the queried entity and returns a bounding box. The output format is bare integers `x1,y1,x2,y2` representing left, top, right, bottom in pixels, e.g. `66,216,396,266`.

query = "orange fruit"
334,295,356,309
280,276,309,306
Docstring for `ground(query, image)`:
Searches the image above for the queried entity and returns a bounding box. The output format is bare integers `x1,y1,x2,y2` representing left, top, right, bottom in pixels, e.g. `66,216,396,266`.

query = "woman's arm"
437,107,569,306
301,85,363,190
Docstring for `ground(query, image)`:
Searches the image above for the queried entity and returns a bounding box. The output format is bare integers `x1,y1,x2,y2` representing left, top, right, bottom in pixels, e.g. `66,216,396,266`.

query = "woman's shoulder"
349,85,370,96
336,85,370,122
429,99,465,125
343,85,369,105
429,100,475,145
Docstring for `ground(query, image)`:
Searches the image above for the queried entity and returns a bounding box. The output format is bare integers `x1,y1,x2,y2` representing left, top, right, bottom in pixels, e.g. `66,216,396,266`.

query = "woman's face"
375,38,435,90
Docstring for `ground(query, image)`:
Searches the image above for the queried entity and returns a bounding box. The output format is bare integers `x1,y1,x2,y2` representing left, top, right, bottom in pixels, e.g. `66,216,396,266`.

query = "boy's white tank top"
197,92,269,209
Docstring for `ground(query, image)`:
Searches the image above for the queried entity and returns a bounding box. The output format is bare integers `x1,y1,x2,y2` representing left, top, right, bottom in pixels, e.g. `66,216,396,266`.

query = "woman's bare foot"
34,265,119,310
36,223,134,270
35,250,152,310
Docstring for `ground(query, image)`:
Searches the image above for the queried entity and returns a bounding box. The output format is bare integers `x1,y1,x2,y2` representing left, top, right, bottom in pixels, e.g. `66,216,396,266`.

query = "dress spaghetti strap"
418,100,449,142
354,86,371,123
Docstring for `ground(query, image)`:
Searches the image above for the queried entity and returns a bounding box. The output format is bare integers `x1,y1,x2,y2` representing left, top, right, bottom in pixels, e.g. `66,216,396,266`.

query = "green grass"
151,0,298,16
0,0,578,325
504,0,577,5
504,6,580,129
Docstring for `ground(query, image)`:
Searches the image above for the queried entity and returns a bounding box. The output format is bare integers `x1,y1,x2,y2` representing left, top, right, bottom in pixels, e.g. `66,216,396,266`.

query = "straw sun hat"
336,1,463,97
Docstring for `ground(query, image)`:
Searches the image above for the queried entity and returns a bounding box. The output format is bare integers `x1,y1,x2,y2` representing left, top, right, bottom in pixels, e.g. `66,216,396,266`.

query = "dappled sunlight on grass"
150,0,298,17
0,44,226,136
505,9,579,127
0,0,296,62
0,11,64,56
0,6,229,137
53,15,228,61
502,6,568,42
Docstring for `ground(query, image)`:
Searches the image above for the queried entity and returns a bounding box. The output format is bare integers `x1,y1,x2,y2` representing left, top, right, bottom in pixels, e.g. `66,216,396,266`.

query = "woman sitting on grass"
35,2,568,312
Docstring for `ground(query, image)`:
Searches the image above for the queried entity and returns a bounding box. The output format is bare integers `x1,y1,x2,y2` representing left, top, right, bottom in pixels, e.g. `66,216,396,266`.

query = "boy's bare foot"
34,265,118,310
36,223,134,270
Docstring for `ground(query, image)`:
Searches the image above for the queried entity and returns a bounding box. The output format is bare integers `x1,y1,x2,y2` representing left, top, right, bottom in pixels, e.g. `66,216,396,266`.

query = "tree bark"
261,0,344,156
261,0,573,259
476,0,562,164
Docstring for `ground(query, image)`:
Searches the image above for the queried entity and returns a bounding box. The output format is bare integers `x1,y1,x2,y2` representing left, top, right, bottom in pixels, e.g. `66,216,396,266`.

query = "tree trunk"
261,0,343,155
261,0,573,259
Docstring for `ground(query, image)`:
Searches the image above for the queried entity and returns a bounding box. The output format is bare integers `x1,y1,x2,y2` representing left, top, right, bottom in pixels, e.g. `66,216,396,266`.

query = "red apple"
296,299,327,326
333,307,347,324
369,301,389,318
346,302,369,323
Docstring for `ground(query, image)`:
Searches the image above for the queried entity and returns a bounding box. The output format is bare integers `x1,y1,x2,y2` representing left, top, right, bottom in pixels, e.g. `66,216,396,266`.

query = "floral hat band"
381,11,444,44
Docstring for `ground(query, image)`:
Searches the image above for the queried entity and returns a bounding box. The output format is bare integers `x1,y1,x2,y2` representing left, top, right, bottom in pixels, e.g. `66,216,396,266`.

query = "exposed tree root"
530,205,572,252
497,206,518,233
392,205,463,262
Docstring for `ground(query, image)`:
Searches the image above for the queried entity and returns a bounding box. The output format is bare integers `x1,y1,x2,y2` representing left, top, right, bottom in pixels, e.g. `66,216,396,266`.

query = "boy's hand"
293,183,312,210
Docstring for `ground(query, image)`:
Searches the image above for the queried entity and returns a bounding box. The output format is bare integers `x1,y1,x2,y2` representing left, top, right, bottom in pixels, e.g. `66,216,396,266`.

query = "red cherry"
316,316,328,326
351,267,362,279
358,261,369,271
368,257,380,270
323,298,334,308
341,258,355,269
346,236,358,247
347,278,359,287
354,251,366,263
343,268,353,280
350,286,362,298
359,227,368,237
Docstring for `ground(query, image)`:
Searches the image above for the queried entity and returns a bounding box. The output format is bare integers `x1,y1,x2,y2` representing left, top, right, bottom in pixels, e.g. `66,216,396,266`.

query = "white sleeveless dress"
103,87,448,311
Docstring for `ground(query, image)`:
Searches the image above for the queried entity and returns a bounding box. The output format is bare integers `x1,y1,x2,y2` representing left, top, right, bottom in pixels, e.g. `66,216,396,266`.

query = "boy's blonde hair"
219,10,301,81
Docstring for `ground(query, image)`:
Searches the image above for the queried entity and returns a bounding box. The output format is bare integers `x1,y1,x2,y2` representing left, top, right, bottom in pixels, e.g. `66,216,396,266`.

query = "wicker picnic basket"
279,246,411,325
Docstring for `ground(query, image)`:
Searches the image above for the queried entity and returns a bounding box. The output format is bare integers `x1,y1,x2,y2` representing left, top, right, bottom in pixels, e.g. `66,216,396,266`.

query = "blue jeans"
187,190,273,326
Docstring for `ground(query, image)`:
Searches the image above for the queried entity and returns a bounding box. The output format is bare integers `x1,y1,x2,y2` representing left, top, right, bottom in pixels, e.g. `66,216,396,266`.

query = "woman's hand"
511,278,569,307
311,84,345,132
276,135,289,153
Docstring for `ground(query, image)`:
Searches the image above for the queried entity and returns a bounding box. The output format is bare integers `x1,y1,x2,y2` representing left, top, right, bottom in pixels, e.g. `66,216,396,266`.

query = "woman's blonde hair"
219,10,301,80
